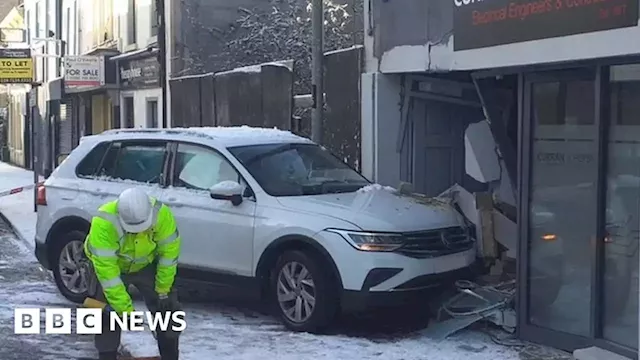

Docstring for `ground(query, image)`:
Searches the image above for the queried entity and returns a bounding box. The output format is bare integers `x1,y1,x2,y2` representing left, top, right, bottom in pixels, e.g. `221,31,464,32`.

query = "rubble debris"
422,279,516,340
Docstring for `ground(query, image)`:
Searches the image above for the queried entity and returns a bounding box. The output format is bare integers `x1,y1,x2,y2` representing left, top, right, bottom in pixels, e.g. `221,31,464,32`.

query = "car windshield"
228,143,371,196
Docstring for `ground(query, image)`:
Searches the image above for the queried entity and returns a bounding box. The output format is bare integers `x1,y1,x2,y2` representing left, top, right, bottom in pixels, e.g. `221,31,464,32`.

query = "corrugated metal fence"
170,48,363,171
170,61,294,130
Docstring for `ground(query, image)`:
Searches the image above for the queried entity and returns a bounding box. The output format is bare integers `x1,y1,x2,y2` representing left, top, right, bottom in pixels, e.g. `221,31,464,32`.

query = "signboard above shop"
0,48,32,84
64,56,105,88
118,55,160,89
453,0,640,51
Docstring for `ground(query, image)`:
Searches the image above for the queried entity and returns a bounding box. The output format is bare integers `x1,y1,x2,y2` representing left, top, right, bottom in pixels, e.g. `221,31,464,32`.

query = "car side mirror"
464,119,501,184
209,181,244,206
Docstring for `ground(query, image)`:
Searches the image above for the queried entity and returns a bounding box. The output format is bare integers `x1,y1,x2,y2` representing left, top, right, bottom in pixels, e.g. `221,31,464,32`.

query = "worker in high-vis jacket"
84,187,182,360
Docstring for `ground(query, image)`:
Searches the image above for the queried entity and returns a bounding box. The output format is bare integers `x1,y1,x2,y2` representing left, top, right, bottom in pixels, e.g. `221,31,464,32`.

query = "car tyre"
51,230,90,303
270,250,338,333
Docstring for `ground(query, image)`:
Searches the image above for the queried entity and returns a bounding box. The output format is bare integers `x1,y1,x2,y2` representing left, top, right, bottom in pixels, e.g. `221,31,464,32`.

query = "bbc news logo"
14,308,187,334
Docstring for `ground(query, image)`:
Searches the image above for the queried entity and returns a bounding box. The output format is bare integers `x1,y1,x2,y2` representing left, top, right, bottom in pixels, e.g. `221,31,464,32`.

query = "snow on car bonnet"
357,184,396,193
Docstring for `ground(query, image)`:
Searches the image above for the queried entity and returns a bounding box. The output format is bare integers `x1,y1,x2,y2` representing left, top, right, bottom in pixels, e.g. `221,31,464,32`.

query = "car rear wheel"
270,250,338,333
52,230,90,303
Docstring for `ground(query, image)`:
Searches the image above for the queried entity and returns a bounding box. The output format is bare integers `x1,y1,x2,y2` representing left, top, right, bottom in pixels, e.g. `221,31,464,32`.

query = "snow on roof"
102,125,312,147
215,60,294,76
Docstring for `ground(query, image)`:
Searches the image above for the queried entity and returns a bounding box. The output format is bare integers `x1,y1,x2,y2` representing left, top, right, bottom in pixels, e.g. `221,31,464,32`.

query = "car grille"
396,226,475,258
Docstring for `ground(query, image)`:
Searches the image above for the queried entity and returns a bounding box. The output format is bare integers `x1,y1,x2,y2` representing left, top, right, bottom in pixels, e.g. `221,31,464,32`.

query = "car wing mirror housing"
210,181,244,206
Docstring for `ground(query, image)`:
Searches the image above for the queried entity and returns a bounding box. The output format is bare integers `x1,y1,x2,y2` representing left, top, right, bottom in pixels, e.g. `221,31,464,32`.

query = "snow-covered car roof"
87,125,314,148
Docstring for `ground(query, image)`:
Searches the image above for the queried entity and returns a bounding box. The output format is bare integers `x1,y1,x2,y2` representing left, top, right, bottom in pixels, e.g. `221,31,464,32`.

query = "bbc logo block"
14,308,103,334
14,307,187,334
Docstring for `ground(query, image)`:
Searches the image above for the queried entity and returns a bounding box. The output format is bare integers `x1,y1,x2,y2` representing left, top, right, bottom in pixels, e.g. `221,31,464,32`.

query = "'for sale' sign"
64,56,105,87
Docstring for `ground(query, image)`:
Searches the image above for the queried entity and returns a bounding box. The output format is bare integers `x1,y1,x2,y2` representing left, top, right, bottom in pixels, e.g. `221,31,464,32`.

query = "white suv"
34,126,477,332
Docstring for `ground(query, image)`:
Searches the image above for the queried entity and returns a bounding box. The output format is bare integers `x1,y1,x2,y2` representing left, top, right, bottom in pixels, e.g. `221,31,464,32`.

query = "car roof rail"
102,128,165,135
101,127,218,140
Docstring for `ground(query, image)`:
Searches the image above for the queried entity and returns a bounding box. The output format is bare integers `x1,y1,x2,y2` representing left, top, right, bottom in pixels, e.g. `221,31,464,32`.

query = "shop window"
602,64,640,349
528,77,597,337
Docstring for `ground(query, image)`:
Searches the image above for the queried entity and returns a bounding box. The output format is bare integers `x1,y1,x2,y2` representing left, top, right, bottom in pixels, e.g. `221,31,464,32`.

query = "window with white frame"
25,10,30,44
151,0,158,37
127,0,137,45
146,98,158,128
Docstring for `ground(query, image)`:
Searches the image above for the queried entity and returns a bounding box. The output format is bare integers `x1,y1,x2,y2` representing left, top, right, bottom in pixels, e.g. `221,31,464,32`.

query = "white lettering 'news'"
110,311,186,332
13,308,187,334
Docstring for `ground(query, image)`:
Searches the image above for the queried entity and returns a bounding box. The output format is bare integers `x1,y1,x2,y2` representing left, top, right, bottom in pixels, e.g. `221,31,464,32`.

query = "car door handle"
92,188,109,198
164,198,184,207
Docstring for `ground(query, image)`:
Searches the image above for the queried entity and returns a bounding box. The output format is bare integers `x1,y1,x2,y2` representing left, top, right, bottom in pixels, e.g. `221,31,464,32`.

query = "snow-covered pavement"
0,161,40,243
0,217,97,359
0,161,573,360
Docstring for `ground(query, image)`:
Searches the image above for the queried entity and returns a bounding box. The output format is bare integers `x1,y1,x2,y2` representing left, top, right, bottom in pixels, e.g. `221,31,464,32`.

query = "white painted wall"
24,0,61,83
164,0,172,127
120,88,162,128
62,0,78,55
360,72,403,186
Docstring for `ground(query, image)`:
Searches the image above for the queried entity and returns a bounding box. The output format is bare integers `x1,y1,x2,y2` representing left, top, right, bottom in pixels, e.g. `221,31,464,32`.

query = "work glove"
157,294,172,312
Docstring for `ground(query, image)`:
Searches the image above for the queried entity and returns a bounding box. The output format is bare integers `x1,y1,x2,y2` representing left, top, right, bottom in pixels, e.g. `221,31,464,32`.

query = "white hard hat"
117,187,153,233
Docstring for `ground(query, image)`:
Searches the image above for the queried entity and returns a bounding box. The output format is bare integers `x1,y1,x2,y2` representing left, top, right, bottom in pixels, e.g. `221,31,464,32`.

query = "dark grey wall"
371,0,452,61
172,0,363,95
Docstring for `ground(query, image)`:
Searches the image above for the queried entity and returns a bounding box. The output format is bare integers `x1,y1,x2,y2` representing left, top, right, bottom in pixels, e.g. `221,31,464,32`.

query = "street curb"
0,208,55,283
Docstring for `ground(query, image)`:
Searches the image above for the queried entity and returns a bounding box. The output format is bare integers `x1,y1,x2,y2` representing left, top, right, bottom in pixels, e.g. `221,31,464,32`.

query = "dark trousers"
87,261,181,359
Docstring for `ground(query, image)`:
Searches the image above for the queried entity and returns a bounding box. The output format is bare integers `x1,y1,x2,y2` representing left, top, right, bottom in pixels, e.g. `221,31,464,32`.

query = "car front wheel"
52,230,91,303
270,250,338,333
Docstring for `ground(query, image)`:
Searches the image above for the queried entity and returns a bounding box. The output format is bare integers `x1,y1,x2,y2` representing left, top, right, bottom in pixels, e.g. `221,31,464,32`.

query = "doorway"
146,98,158,128
123,96,134,128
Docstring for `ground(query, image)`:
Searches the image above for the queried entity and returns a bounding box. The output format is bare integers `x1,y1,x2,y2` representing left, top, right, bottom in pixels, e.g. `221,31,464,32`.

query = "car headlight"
327,229,404,252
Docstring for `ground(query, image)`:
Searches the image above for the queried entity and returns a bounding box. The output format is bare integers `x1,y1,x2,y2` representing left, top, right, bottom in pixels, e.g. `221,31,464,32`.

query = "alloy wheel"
58,240,88,294
276,261,316,323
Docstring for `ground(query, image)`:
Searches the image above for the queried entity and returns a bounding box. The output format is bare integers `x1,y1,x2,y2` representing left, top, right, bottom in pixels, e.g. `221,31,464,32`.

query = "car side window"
96,141,168,184
173,143,240,191
75,141,111,177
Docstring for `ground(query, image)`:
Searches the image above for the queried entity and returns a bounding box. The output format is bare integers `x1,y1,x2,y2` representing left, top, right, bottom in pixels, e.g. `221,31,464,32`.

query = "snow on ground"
0,219,96,360
121,299,523,360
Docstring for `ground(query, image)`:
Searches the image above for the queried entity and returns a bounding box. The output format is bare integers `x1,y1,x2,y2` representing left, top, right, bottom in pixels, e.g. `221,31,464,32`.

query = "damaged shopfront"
363,0,640,358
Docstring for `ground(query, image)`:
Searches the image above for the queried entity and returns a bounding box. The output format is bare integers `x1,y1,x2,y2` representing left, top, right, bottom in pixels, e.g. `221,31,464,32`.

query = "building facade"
111,0,163,129
23,0,63,175
0,4,30,167
361,0,640,358
66,0,119,141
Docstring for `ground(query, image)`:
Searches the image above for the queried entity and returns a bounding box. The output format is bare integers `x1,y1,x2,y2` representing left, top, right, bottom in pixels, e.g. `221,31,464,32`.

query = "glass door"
519,68,600,350
602,64,640,350
520,66,640,358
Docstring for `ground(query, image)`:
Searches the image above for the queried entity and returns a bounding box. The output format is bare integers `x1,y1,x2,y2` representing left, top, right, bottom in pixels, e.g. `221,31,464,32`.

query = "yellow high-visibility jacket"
84,197,181,314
